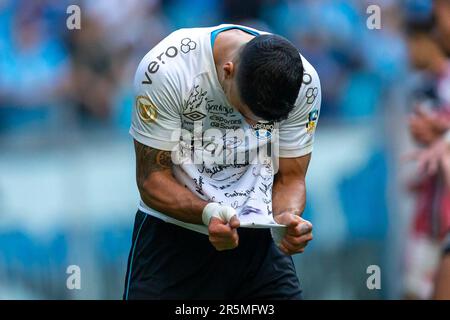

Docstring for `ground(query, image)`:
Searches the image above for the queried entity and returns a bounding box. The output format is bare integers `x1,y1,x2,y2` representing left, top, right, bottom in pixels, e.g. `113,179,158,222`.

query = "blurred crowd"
0,0,412,134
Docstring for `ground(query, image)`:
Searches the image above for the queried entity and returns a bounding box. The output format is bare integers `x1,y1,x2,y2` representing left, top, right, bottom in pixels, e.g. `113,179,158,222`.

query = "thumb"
274,212,300,227
209,216,227,226
298,218,313,234
229,215,240,229
218,206,237,223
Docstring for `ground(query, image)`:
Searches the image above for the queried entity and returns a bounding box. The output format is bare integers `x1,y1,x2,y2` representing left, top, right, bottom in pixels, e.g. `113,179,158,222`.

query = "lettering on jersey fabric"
206,104,235,117
206,169,246,183
141,38,198,85
258,182,273,197
207,104,240,129
183,85,208,121
230,198,257,210
231,200,240,209
209,114,241,129
198,161,248,179
251,163,273,181
263,198,273,216
171,119,280,176
185,85,208,112
182,85,241,129
224,187,255,198
136,95,158,123
251,121,275,139
208,171,247,190
192,176,204,195
209,196,223,205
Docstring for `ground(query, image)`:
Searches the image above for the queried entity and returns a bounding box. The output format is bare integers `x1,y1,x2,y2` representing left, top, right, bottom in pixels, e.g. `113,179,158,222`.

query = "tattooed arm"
134,139,208,225
271,154,313,255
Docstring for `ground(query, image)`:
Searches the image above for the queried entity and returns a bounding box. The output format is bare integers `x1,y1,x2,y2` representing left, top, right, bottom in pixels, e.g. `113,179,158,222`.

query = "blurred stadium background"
0,0,433,299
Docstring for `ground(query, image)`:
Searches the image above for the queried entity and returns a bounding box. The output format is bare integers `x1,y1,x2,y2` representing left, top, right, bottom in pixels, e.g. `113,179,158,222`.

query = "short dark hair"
236,34,303,122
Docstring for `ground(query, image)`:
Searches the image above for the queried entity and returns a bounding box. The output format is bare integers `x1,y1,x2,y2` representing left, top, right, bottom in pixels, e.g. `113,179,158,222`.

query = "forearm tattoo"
134,140,172,188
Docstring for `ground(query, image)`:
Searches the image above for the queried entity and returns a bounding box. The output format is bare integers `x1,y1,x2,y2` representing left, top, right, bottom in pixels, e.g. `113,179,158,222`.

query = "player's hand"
203,203,240,251
405,137,450,176
273,212,313,255
408,107,442,145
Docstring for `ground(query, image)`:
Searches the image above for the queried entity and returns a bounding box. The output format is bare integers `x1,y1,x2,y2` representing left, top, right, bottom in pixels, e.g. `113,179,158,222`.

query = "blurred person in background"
0,1,69,132
413,134,450,299
63,0,169,126
64,16,117,122
403,0,450,299
433,150,450,300
403,15,450,299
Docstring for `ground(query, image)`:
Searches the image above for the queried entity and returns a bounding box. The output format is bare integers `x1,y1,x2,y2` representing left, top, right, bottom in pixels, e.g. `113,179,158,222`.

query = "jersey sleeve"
277,59,321,158
129,47,183,151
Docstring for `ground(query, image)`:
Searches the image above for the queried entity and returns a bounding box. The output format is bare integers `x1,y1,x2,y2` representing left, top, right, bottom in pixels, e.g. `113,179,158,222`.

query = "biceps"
134,139,173,188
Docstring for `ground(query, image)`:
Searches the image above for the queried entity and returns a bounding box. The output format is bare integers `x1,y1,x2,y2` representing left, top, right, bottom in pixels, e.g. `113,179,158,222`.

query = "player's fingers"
209,232,239,251
210,224,238,241
229,215,240,229
278,242,290,255
284,233,313,247
287,219,312,236
280,238,305,255
298,219,313,235
219,228,239,242
209,216,228,226
209,217,233,234
275,212,300,227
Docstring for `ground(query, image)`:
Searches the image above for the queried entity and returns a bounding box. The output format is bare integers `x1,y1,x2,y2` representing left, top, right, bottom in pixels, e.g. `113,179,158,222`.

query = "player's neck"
213,30,255,85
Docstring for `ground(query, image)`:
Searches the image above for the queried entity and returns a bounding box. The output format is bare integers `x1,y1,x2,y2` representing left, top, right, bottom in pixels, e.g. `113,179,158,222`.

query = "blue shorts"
123,211,303,300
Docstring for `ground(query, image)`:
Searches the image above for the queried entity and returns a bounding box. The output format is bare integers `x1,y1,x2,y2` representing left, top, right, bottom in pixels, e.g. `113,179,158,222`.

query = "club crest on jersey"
306,110,318,134
136,95,158,123
251,121,275,139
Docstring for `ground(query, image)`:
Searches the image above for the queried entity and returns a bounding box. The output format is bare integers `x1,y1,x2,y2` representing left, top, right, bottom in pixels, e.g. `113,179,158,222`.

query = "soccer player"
123,24,320,299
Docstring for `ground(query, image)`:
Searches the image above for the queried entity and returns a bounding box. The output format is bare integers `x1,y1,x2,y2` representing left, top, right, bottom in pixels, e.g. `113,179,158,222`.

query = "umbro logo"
183,110,206,121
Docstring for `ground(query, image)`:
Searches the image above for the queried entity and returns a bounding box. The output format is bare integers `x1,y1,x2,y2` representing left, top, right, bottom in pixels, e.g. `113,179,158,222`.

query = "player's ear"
223,61,235,79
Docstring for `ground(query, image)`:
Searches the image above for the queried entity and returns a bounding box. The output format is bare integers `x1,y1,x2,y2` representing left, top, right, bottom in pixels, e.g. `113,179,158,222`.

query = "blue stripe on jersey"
211,25,260,48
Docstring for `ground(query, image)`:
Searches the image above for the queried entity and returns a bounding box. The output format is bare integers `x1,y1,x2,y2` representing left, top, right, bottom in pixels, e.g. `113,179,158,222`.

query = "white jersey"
130,24,321,235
